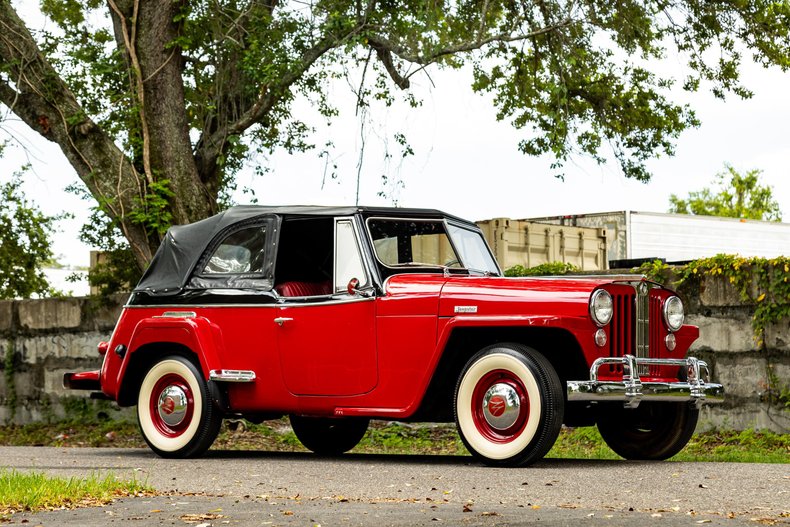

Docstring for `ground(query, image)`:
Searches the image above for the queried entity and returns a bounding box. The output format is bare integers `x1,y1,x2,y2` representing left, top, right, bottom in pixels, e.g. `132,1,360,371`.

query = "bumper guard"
567,355,724,409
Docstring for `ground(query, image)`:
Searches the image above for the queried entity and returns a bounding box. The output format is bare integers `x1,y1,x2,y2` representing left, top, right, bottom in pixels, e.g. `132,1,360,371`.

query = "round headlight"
663,295,685,332
589,289,613,327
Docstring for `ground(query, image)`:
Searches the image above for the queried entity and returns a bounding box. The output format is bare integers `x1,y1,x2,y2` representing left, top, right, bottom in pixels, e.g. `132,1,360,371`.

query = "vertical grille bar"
635,283,650,375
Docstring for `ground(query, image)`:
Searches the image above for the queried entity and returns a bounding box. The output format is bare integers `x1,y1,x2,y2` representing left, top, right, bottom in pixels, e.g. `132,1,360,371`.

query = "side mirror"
347,277,360,296
347,278,372,297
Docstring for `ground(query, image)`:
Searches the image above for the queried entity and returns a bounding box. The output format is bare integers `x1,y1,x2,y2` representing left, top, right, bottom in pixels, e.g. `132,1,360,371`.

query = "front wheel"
289,415,369,455
596,402,699,460
137,355,222,458
454,343,564,467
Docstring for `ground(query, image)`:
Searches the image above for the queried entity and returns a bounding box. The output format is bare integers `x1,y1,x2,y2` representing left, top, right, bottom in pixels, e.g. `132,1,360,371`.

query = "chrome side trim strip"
209,369,256,382
567,354,724,409
157,311,197,318
126,297,374,309
276,297,375,308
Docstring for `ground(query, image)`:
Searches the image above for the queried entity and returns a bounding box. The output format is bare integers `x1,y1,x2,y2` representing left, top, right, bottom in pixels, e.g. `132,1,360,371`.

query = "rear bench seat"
275,281,332,297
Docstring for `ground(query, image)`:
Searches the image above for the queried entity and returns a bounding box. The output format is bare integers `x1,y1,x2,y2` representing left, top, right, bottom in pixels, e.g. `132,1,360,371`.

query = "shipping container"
476,218,609,271
527,211,790,265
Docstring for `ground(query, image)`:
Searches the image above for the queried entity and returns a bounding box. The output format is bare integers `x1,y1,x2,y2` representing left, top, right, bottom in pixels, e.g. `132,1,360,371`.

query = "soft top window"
187,219,274,291
203,226,266,275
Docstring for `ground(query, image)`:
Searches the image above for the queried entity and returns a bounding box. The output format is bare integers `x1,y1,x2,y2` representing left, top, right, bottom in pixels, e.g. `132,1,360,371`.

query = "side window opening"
273,217,333,297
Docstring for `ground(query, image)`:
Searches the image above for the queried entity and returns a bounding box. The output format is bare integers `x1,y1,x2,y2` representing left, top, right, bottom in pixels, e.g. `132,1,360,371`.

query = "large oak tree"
1,1,789,272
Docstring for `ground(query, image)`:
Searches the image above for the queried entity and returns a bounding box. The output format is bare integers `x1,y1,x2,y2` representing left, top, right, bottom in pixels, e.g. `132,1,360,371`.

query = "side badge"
454,306,478,314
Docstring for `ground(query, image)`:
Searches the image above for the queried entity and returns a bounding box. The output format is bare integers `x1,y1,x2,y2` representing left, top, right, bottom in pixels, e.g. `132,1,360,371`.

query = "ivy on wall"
638,254,790,348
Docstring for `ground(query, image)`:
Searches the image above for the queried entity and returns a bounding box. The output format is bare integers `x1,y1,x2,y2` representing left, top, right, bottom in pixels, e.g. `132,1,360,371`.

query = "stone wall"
0,281,788,432
0,295,128,423
686,277,789,433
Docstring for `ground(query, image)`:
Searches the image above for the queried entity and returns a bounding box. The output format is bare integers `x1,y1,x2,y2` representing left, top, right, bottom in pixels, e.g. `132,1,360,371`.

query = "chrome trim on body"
209,369,257,382
158,311,197,318
125,296,375,309
567,354,724,409
635,282,650,374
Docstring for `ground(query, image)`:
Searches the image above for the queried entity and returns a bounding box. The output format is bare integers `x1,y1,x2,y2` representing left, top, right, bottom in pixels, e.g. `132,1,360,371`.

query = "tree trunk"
110,0,216,224
0,2,155,268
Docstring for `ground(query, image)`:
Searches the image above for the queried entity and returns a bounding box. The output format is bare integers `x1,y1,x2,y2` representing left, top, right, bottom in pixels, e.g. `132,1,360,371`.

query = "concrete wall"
0,295,128,423
0,282,788,432
685,278,789,432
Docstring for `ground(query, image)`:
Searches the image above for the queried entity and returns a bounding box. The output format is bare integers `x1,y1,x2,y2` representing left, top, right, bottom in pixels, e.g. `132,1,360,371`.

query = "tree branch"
0,2,154,266
367,17,575,68
107,0,154,187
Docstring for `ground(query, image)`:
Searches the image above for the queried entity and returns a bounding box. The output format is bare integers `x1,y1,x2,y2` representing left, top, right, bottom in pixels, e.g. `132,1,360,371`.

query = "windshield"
447,223,500,275
367,218,500,276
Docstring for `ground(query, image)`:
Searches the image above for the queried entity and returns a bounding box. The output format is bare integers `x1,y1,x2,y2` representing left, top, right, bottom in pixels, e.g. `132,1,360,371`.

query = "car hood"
383,273,637,318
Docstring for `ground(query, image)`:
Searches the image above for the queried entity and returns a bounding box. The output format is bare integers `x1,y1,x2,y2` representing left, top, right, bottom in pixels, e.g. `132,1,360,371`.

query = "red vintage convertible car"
65,206,723,466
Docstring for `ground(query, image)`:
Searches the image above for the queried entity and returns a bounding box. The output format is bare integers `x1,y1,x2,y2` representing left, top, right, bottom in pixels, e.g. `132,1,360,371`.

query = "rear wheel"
137,356,222,458
454,343,563,467
597,402,699,460
289,415,369,455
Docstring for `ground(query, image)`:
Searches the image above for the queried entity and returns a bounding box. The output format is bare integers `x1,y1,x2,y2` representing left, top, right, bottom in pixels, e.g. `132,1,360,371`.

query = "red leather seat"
275,281,332,297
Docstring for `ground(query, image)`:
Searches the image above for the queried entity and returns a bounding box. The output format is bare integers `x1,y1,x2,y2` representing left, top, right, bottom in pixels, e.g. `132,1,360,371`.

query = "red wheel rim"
470,369,529,443
149,373,195,438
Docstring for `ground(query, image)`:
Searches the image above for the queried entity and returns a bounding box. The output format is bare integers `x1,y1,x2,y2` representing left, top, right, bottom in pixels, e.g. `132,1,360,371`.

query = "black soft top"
134,205,464,295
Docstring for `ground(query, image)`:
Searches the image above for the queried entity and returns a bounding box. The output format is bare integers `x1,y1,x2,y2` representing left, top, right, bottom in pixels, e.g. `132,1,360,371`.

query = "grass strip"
0,470,152,517
0,418,787,463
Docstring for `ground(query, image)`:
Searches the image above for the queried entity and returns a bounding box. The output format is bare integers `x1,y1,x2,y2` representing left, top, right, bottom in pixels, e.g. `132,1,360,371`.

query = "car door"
276,217,377,396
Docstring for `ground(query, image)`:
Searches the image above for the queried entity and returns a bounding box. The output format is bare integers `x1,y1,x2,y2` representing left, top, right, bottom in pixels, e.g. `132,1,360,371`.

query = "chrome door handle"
274,317,293,327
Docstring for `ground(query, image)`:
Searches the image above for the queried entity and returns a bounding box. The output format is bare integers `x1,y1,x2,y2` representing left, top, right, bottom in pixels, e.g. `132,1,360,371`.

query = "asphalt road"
1,447,788,526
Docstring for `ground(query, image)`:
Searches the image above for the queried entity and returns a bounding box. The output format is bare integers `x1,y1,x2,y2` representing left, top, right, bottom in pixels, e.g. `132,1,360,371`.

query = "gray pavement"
1,447,788,526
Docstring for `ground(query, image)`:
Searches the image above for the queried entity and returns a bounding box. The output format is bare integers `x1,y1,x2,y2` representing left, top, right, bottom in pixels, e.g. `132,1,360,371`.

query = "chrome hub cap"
157,385,188,427
482,383,521,430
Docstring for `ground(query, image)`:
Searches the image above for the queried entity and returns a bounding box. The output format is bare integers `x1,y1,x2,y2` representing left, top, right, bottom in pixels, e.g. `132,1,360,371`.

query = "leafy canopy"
669,165,782,222
1,1,790,274
0,162,57,299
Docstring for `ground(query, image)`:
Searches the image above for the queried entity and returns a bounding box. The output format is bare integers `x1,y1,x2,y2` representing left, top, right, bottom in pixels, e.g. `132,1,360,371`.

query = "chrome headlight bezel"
589,289,613,327
663,295,685,332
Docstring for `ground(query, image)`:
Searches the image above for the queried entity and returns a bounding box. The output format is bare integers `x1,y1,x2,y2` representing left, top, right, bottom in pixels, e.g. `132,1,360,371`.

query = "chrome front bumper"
567,355,725,409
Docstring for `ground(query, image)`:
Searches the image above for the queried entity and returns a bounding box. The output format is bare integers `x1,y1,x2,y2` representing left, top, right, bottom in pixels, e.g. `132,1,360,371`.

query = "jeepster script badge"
454,306,478,314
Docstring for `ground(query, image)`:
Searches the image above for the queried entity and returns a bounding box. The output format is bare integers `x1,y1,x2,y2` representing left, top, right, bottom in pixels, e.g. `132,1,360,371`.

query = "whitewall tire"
454,344,563,467
137,355,222,458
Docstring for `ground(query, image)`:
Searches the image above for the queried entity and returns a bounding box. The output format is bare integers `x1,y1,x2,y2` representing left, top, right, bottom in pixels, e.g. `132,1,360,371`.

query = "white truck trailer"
527,211,790,266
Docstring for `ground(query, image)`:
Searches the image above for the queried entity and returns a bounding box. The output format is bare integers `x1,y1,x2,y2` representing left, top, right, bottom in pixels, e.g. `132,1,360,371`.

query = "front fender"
436,314,590,353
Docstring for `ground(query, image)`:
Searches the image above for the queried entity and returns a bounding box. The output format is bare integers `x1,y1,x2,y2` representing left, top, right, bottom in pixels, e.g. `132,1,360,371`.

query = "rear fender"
118,316,225,384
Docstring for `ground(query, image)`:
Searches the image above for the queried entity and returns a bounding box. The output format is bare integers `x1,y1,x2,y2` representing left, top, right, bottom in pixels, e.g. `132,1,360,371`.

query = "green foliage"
669,165,782,221
4,2,790,268
764,364,790,410
66,183,141,296
549,427,790,463
638,254,790,347
505,262,580,277
0,470,150,514
0,166,58,299
1,418,787,463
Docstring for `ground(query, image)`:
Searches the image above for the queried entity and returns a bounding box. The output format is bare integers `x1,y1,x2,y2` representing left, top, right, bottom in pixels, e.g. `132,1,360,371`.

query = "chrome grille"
608,282,652,375
635,282,650,375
